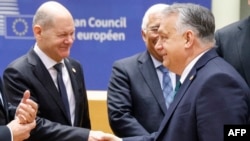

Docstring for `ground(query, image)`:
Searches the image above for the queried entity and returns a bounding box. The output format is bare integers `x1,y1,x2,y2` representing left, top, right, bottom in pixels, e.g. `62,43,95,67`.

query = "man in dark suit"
1,77,37,141
3,1,105,141
102,3,250,141
215,0,250,87
107,3,178,137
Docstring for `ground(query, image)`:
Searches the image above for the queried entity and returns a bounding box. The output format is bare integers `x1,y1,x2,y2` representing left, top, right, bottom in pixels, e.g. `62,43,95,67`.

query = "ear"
33,25,42,39
141,30,147,42
183,30,194,48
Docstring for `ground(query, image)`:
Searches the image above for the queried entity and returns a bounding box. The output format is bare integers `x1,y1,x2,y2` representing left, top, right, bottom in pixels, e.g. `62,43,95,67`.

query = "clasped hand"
7,90,38,141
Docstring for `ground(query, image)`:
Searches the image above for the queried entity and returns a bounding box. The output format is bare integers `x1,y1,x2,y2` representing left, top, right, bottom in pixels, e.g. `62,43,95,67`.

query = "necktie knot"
54,63,63,73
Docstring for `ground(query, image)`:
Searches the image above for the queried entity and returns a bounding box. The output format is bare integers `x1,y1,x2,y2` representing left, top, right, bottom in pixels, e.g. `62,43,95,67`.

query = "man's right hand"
88,131,122,141
7,118,36,141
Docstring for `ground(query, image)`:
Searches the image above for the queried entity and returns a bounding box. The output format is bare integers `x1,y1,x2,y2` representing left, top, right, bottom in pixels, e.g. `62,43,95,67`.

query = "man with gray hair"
102,3,250,141
107,3,177,137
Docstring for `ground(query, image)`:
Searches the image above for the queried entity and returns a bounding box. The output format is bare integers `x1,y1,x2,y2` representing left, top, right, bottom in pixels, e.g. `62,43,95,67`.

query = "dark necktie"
158,65,174,109
54,63,71,119
174,81,181,94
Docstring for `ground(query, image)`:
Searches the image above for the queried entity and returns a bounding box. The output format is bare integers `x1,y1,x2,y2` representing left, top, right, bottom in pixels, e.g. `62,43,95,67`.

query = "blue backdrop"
0,0,211,90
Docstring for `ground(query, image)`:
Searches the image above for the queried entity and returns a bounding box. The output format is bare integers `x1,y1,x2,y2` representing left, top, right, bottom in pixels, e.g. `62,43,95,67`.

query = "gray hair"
141,3,169,30
162,3,215,44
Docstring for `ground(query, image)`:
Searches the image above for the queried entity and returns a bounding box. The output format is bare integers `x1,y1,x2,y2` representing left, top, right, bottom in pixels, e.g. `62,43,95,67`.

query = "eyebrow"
148,25,159,28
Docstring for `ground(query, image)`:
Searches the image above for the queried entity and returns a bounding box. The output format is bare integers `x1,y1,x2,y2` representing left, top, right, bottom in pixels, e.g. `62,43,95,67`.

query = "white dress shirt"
34,44,76,125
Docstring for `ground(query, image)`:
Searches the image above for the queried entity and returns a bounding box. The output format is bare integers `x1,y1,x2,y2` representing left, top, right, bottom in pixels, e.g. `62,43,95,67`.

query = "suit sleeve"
0,126,11,141
107,61,149,137
28,117,90,141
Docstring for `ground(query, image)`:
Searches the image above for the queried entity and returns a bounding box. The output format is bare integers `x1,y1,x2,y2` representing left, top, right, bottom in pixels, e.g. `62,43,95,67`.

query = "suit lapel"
28,50,71,123
157,69,196,137
64,59,80,126
156,49,218,139
138,52,167,113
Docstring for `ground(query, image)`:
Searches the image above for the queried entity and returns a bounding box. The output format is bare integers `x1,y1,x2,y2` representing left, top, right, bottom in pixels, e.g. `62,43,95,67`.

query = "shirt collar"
180,50,209,84
34,43,64,69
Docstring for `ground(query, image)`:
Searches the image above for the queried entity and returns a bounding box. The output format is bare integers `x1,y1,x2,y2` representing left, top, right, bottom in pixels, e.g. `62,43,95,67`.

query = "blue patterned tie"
54,63,71,120
158,65,174,109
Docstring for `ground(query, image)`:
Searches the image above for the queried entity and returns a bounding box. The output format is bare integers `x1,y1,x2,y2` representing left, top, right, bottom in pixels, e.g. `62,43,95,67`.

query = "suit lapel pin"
72,68,76,73
189,75,194,81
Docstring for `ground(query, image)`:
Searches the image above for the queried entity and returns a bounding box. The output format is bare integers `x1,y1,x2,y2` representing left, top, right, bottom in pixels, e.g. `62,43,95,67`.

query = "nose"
155,38,163,50
64,35,74,44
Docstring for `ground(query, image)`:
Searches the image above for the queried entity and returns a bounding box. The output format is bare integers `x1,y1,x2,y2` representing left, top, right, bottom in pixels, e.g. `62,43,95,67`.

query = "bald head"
33,1,73,29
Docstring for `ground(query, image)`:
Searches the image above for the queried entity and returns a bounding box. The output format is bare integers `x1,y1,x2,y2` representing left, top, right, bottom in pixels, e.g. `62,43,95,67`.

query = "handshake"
88,131,122,141
7,90,38,141
6,90,122,141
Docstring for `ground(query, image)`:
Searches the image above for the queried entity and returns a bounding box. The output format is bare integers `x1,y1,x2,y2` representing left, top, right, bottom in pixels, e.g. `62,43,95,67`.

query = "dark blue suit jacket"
0,78,11,141
123,48,250,141
216,16,250,87
3,49,91,141
108,51,168,137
